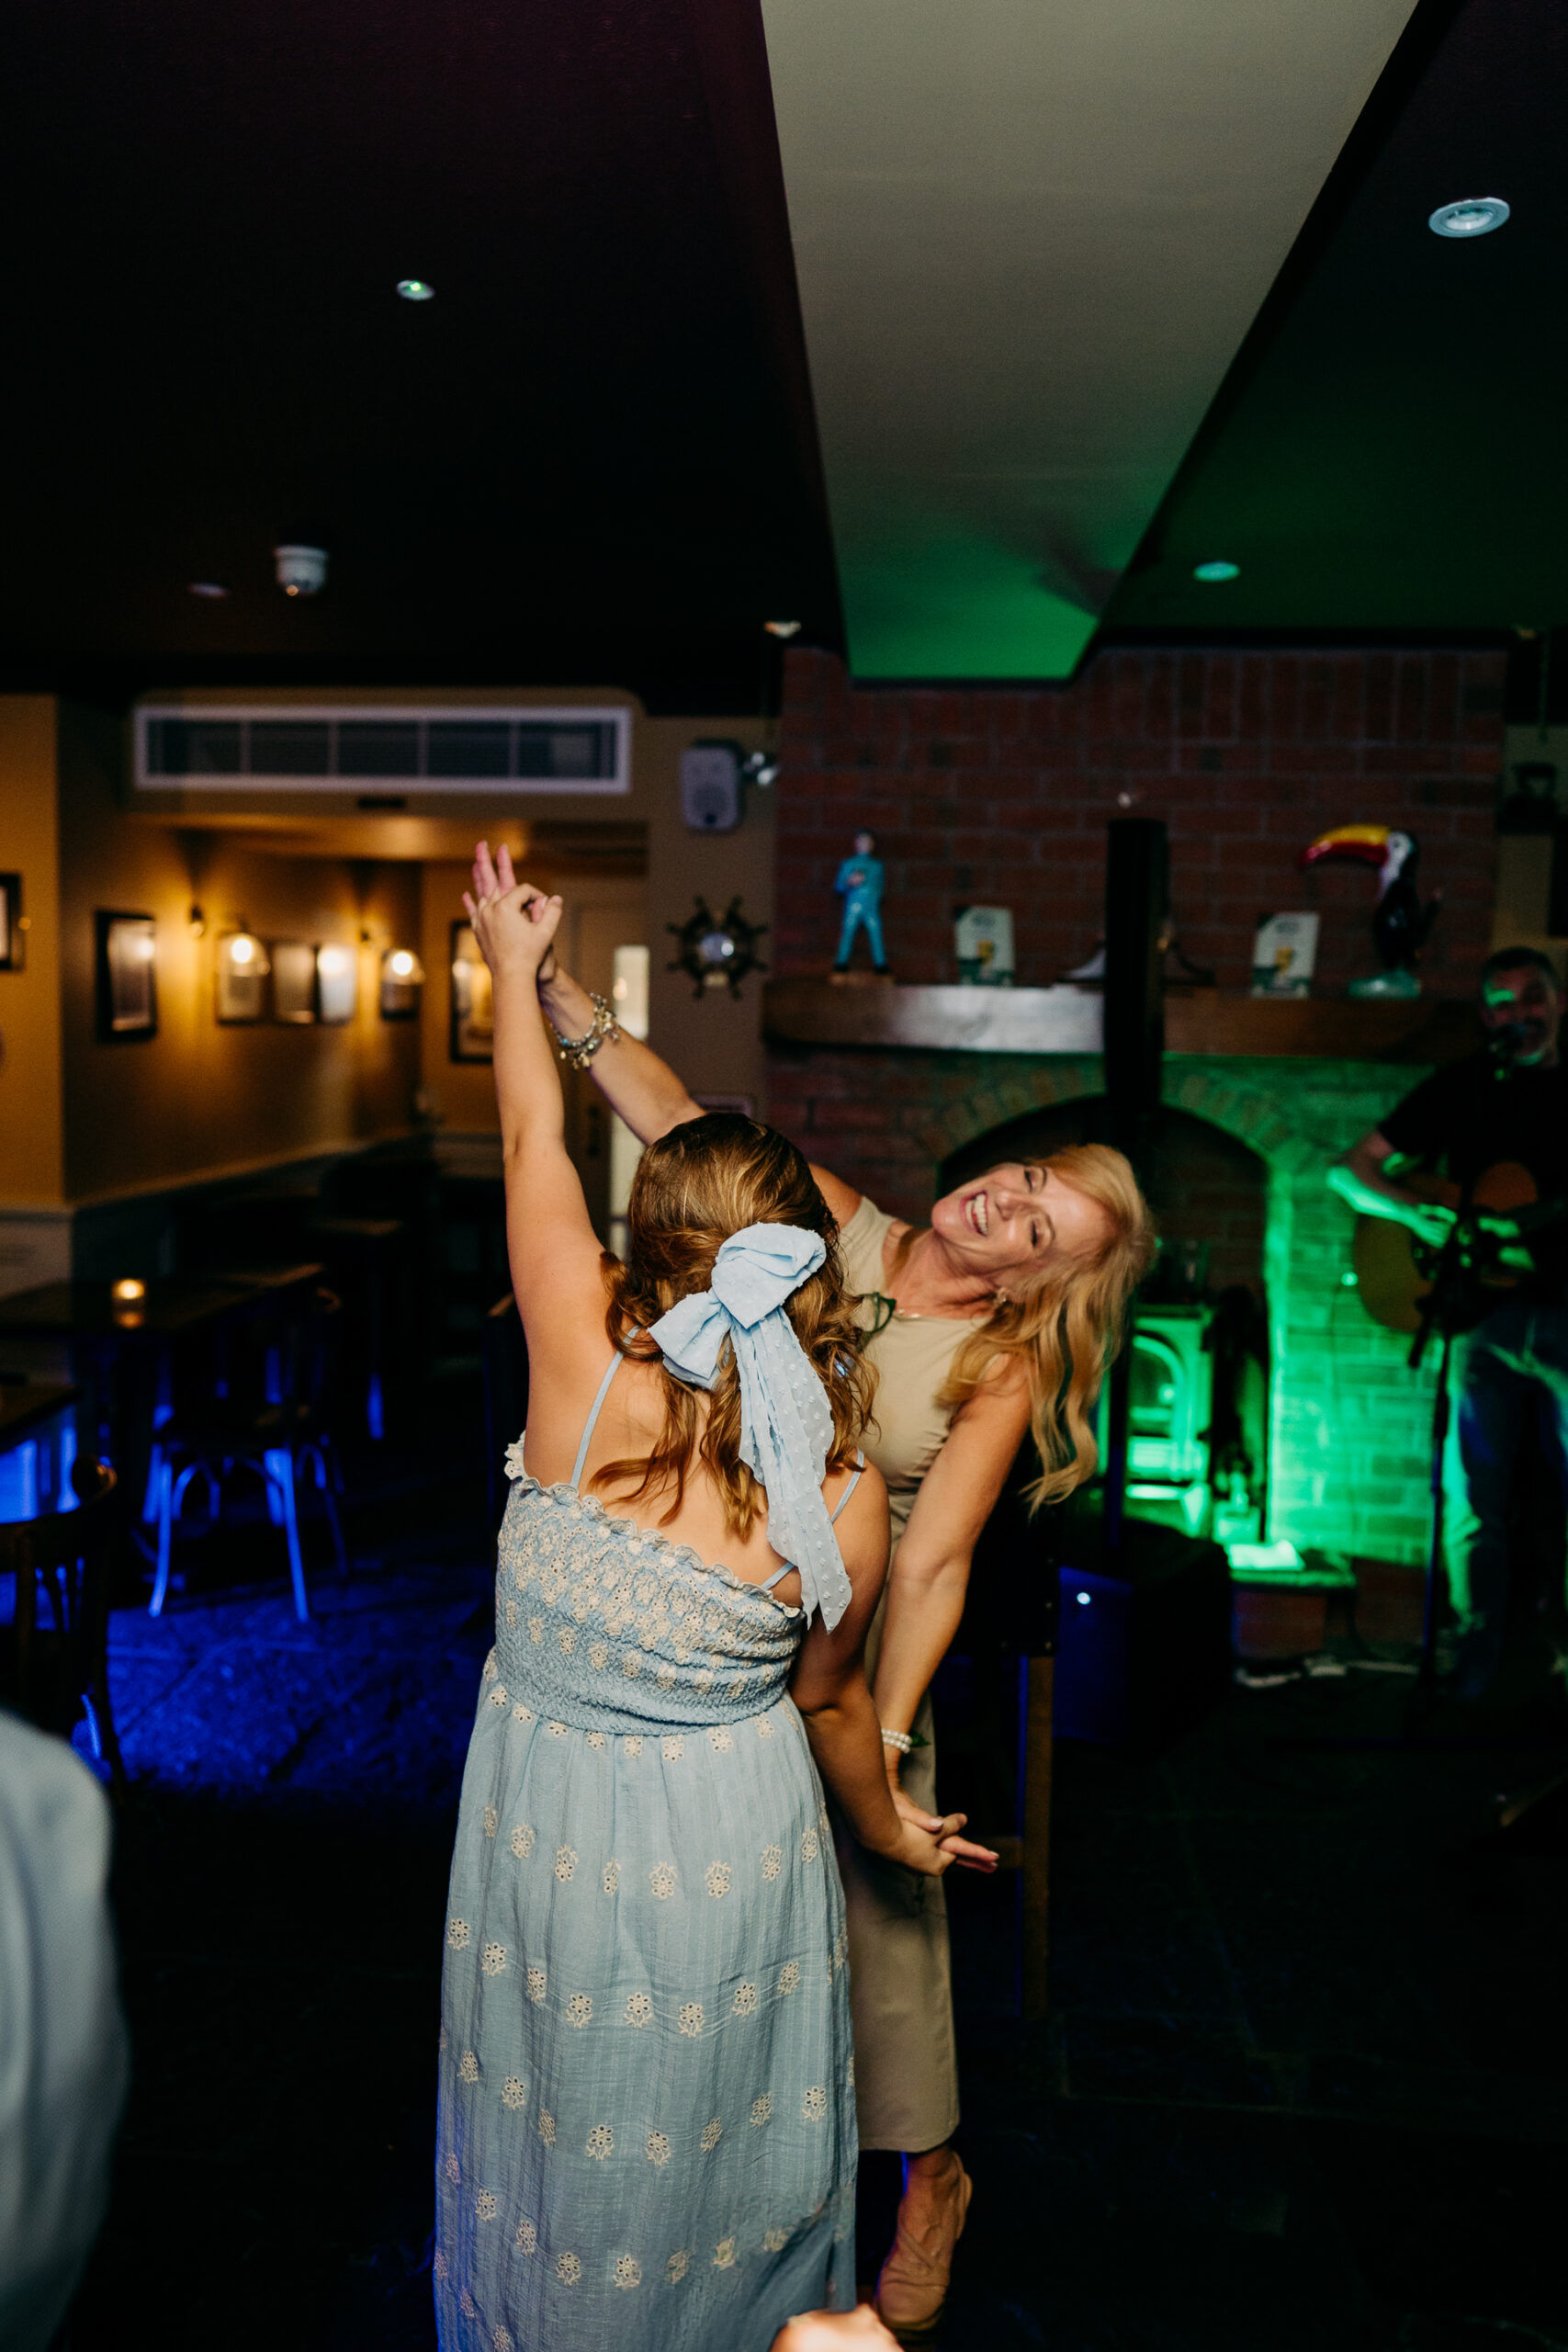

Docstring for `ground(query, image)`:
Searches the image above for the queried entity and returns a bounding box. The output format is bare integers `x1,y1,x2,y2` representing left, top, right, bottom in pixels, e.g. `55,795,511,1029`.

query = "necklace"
869,1290,1000,1329
874,1229,1009,1327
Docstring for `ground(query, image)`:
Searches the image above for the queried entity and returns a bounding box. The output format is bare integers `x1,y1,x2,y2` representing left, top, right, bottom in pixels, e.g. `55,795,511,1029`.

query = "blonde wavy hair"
908,1143,1156,1509
596,1114,874,1539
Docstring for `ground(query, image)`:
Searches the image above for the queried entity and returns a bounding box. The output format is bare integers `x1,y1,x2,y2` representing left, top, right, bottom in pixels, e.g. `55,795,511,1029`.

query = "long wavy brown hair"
909,1143,1156,1509
595,1114,875,1539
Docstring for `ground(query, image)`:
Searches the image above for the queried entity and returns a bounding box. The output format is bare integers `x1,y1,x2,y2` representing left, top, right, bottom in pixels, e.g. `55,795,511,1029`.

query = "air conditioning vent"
134,704,629,794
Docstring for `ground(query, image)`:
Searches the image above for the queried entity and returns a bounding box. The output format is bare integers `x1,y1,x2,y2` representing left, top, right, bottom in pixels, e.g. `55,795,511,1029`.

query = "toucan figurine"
1300,824,1441,999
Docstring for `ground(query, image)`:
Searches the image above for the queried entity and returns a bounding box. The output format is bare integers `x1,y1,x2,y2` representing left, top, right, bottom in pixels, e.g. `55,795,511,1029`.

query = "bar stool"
149,1285,347,1621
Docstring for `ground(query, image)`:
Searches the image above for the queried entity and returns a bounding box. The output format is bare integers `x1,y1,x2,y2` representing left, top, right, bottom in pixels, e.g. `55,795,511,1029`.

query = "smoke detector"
274,544,329,597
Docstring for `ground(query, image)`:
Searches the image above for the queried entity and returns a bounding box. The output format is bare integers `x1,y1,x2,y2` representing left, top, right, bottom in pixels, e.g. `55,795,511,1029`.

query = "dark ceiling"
0,0,835,712
1101,0,1568,648
1,0,1562,709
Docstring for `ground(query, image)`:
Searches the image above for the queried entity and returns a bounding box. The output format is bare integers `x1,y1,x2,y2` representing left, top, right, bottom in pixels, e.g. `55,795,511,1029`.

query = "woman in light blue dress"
434,858,964,2351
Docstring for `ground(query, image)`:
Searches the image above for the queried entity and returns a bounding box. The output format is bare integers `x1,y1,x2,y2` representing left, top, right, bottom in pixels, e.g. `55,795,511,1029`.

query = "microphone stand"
1407,1187,1474,1695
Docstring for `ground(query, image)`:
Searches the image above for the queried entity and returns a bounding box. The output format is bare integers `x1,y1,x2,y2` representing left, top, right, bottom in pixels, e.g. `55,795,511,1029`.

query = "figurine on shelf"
833,830,889,975
1300,824,1441,999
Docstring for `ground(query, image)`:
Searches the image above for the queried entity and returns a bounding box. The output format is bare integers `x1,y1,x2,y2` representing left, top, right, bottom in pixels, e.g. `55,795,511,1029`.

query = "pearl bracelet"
880,1727,913,1756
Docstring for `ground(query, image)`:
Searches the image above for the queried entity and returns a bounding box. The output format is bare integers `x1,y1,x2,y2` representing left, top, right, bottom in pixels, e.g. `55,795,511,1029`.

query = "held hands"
881,1754,998,1878
771,2307,898,2350
464,841,562,984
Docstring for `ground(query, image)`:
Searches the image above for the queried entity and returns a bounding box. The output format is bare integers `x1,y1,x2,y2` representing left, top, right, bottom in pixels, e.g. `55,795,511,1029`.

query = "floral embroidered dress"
435,1356,860,2351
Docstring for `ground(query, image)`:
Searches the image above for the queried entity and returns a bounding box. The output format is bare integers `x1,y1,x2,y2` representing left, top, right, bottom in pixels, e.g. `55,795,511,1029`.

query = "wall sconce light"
379,945,424,1021
315,942,358,1025
217,929,270,1023
449,922,493,1063
111,1275,147,1328
95,912,158,1039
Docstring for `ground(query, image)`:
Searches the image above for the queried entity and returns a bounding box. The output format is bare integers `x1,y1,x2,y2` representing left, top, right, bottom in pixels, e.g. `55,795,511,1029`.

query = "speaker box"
1054,1521,1232,1752
679,744,741,831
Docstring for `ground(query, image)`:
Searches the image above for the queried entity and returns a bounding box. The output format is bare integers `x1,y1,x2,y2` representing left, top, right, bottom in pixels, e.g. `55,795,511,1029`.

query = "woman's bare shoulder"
519,1259,619,1387
809,1162,863,1230
834,1454,889,1560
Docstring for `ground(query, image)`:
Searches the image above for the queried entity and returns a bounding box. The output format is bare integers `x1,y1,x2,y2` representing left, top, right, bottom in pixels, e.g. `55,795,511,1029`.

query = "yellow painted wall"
56,703,422,1202
8,688,779,1216
0,697,65,1204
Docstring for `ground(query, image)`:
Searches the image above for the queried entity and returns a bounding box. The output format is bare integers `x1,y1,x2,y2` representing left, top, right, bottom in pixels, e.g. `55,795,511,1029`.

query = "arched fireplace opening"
940,1101,1269,1548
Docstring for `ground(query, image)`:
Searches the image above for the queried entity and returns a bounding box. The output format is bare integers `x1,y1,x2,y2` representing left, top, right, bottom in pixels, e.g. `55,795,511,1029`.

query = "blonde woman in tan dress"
481,846,1156,2333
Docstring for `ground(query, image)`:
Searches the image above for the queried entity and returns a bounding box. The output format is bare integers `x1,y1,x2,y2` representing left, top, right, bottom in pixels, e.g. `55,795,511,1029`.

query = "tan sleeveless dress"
836,1195,987,2154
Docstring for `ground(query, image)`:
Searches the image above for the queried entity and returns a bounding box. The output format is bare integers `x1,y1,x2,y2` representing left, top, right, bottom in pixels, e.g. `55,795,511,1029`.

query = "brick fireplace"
762,646,1509,1572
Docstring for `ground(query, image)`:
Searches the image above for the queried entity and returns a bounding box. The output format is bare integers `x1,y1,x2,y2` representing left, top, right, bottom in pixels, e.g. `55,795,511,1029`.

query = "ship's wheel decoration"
667,896,769,1000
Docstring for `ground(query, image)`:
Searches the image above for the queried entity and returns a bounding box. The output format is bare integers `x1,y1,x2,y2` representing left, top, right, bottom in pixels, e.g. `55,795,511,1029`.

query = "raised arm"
462,865,605,1353
473,842,705,1147
472,841,865,1225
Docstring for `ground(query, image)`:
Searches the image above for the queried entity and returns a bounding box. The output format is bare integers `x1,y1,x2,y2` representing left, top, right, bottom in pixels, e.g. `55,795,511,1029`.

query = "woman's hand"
468,842,561,984
876,1815,953,1877
772,2307,898,2350
885,1756,999,1874
464,842,562,984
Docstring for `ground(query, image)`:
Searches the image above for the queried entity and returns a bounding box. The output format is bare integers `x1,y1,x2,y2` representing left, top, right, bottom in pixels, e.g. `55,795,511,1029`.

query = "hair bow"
648,1223,853,1629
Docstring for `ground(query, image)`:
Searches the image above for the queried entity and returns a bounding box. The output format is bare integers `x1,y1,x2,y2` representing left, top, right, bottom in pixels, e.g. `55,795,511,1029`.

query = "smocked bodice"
492,1470,804,1734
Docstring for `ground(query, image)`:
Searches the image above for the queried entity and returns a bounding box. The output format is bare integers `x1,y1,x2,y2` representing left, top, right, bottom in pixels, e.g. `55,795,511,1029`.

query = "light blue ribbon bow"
648,1223,853,1630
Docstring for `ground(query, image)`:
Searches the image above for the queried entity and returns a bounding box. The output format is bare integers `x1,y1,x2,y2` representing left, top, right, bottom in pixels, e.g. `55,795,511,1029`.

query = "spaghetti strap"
761,1453,864,1590
830,1449,866,1524
570,1351,625,1489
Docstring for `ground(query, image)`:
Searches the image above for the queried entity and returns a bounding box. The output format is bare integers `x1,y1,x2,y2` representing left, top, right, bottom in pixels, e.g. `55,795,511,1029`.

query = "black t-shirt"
1381,1051,1568,1296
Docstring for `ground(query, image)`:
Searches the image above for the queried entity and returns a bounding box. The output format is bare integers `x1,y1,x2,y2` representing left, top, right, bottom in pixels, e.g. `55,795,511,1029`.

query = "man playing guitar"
1331,946,1568,1699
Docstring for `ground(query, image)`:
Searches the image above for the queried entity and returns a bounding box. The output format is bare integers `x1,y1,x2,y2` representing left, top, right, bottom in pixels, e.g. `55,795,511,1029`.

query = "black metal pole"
1100,819,1168,1560
1417,1319,1453,1692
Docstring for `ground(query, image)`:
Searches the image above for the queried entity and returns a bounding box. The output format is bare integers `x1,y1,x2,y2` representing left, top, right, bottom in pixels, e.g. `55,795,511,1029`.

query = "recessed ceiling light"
1428,197,1509,239
763,619,802,638
188,581,230,599
397,277,435,301
1192,560,1239,582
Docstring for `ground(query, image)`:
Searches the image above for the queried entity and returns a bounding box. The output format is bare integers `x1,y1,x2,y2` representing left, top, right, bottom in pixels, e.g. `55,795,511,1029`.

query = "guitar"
1352,1159,1558,1334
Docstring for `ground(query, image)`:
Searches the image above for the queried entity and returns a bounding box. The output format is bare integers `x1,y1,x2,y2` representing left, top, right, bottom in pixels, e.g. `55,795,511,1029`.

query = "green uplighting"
1193,560,1240,582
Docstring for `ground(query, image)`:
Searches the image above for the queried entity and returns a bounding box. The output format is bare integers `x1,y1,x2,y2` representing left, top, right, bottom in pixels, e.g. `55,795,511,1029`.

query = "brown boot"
874,2154,972,2339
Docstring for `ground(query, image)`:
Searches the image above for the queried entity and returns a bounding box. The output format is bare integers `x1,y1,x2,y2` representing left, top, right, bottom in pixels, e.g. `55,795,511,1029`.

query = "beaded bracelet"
553,992,623,1070
880,1727,913,1756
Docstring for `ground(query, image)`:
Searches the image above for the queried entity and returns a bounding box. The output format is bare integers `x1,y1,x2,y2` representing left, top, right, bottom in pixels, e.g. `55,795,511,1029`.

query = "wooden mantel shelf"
761,979,1481,1064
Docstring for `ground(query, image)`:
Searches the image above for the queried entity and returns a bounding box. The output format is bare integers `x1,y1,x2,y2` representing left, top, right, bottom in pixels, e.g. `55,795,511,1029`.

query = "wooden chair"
149,1285,347,1621
1,1459,126,1793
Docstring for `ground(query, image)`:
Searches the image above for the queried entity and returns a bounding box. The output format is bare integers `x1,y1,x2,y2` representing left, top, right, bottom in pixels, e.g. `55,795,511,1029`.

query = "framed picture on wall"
96,911,158,1041
270,940,318,1023
0,875,22,971
450,921,494,1062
